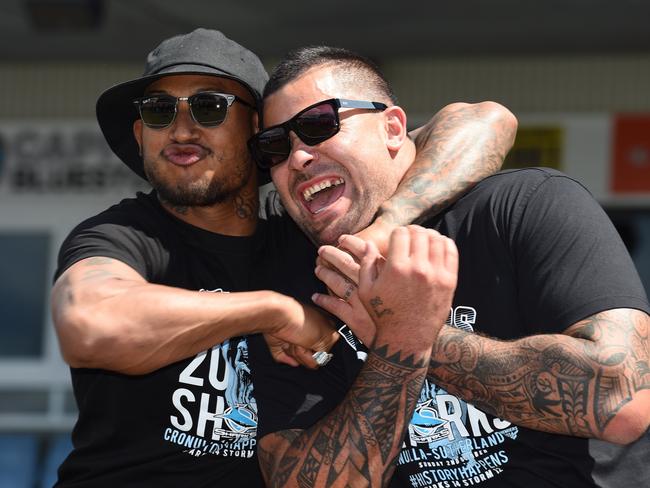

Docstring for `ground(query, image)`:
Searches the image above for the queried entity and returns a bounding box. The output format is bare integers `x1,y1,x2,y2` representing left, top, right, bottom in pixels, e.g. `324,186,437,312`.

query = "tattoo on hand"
343,282,355,301
369,296,394,319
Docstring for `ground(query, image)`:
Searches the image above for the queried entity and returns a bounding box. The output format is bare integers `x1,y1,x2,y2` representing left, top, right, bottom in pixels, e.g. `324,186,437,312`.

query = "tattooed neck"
235,192,257,221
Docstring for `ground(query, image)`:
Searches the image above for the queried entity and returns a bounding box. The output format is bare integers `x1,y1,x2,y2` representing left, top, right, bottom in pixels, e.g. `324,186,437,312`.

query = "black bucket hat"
96,28,269,181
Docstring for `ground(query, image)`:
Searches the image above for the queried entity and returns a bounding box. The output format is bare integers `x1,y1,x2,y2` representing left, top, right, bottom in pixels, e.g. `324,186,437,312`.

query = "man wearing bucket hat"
50,28,516,486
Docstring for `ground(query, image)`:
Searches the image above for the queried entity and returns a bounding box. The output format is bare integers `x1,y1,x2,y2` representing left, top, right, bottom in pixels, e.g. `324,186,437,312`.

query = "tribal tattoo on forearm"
378,102,516,225
427,309,650,438
259,345,429,488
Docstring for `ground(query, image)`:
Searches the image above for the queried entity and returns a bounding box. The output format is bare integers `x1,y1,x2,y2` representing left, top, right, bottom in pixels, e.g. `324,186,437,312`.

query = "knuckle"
411,265,431,280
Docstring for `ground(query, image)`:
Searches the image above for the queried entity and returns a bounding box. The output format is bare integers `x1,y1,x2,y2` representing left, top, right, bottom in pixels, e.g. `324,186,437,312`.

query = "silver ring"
312,351,334,367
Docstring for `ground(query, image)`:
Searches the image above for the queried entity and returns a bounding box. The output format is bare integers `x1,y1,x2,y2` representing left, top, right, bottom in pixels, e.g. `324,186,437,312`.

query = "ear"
383,105,408,151
133,119,143,156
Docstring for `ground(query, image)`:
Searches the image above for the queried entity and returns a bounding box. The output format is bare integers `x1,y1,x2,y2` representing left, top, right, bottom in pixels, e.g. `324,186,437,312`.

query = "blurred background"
1,0,649,486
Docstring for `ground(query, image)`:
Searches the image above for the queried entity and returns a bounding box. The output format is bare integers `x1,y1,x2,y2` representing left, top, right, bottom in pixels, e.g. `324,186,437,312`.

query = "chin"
315,231,339,247
316,221,362,247
297,222,334,247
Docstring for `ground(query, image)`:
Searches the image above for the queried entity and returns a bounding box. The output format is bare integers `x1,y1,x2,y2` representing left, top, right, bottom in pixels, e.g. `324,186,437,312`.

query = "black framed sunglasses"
248,98,387,170
133,91,254,129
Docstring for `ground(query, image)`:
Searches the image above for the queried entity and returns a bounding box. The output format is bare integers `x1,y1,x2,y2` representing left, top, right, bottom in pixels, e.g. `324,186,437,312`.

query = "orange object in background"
612,115,650,193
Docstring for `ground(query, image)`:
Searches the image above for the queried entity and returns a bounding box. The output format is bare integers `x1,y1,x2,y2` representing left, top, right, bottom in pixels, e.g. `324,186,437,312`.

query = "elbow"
50,276,152,374
442,101,518,152
53,304,120,370
602,421,648,446
600,391,650,445
479,101,518,143
53,306,99,368
444,100,518,130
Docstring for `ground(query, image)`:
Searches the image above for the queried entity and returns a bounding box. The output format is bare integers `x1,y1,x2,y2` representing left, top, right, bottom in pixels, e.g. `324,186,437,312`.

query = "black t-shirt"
53,190,316,488
250,168,650,488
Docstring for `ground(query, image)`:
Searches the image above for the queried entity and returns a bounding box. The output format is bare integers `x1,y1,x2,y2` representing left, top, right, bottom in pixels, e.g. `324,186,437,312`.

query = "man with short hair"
248,46,650,487
50,29,515,487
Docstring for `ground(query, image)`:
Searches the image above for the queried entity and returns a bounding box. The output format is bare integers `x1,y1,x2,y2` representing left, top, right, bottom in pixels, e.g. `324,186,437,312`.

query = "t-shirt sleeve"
54,208,164,282
506,172,649,334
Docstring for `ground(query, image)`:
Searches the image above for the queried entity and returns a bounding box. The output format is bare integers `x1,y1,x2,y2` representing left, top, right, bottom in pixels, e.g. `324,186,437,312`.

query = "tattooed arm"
316,228,650,446
428,309,650,445
258,349,428,488
258,227,459,487
51,257,338,374
356,102,517,251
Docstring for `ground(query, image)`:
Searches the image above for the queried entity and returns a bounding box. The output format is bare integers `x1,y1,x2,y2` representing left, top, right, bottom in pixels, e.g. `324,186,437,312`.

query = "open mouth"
301,177,345,214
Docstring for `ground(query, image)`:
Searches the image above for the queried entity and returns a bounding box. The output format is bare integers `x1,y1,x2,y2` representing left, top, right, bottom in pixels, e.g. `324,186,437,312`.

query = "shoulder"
455,167,595,222
472,167,587,198
71,191,162,232
55,191,169,280
63,191,174,251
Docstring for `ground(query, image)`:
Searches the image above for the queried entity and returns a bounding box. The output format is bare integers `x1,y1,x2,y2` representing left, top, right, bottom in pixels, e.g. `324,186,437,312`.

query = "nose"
286,132,314,171
169,99,200,141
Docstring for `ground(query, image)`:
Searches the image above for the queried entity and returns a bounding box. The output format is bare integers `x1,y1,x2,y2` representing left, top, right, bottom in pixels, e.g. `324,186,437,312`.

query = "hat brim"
96,64,270,184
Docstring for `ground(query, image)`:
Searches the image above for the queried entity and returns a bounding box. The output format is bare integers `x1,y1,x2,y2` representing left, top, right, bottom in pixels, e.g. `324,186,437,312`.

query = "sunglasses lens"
250,100,341,169
190,93,228,127
252,127,291,169
139,96,176,127
295,104,339,143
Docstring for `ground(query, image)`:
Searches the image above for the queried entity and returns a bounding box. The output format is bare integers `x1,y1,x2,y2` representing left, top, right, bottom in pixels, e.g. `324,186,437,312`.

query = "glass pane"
0,390,49,414
0,232,50,357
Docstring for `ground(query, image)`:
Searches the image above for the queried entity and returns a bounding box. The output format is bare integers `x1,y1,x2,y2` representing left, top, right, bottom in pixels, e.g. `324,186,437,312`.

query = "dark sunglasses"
248,98,387,170
133,91,254,129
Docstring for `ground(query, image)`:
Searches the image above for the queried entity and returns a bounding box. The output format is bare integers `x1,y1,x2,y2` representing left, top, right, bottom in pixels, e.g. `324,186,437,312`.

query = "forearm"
258,346,429,487
379,101,517,225
52,260,296,374
72,287,287,374
428,310,650,443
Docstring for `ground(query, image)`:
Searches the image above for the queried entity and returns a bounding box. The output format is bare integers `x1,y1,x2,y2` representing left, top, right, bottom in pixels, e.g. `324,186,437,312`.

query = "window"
0,232,50,357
